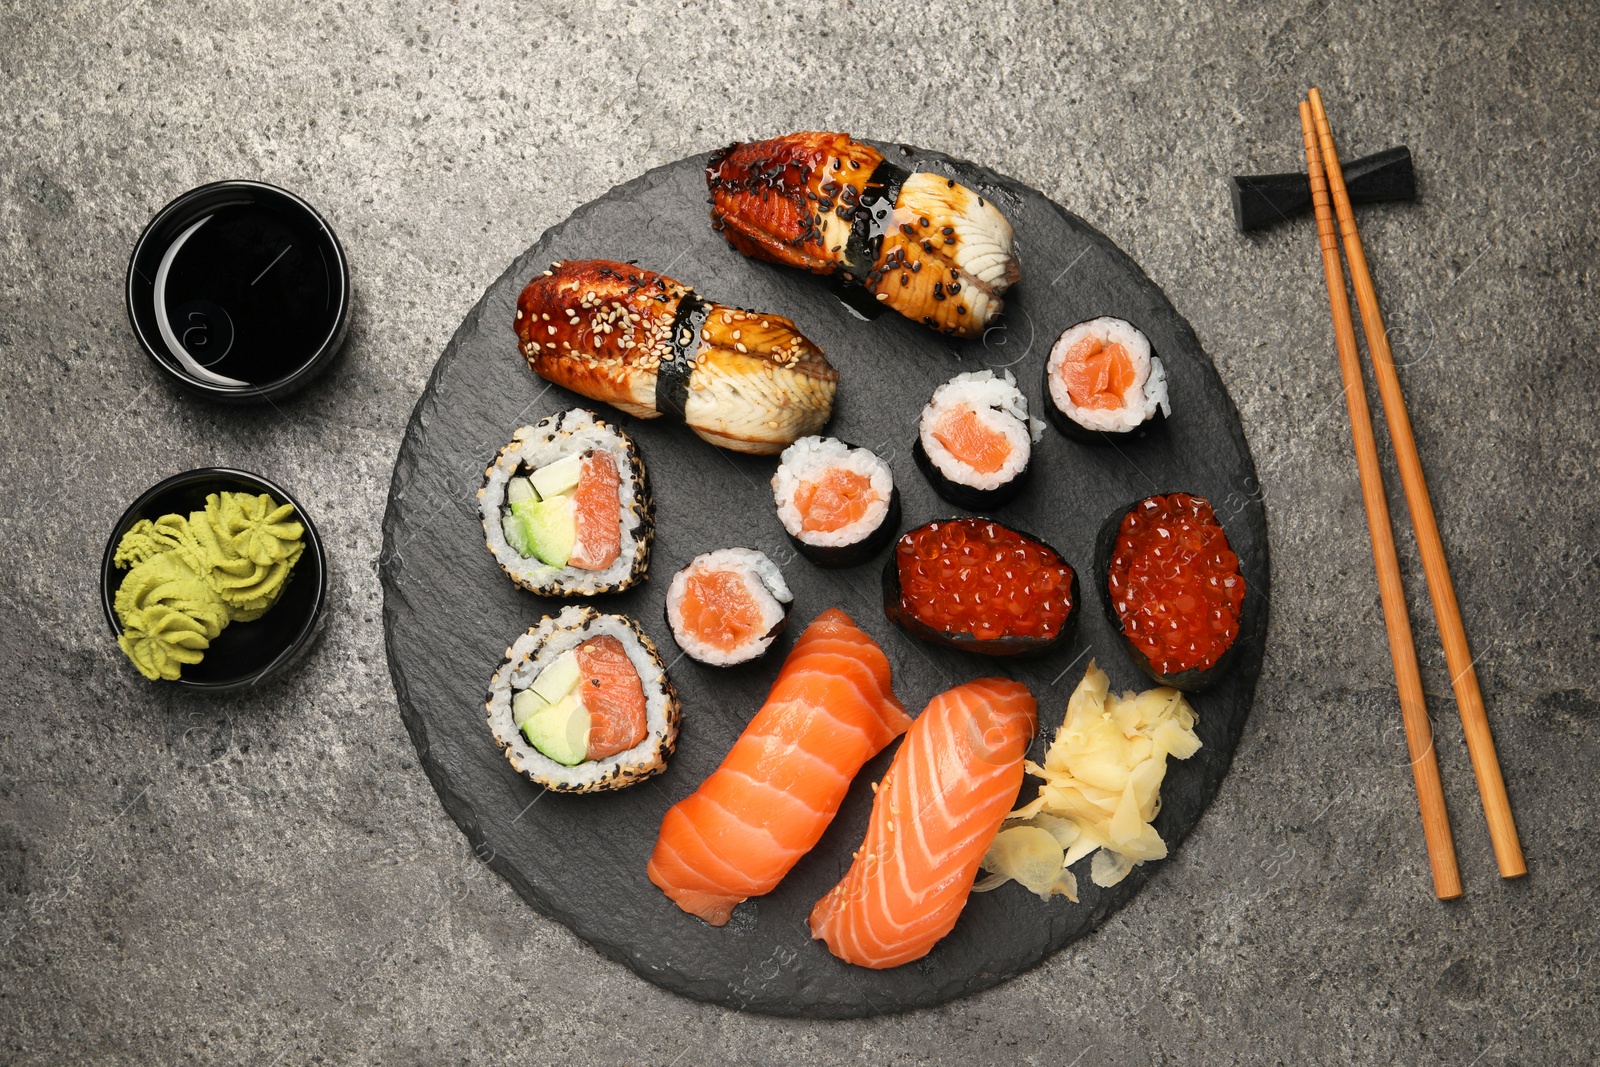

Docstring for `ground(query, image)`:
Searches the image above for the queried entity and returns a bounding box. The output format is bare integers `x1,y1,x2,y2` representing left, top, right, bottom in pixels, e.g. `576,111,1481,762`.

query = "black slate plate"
380,144,1269,1018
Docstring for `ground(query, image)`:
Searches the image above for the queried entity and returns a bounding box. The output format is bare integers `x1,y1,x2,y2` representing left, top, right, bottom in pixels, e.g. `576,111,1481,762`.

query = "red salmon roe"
896,519,1074,642
1108,493,1244,675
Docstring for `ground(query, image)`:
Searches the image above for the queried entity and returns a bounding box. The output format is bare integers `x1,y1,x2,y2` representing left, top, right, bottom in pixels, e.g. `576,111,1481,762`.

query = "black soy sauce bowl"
100,468,328,692
126,181,350,403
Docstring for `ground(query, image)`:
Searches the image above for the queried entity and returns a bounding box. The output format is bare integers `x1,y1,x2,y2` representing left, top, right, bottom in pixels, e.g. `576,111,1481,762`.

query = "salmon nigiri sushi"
809,677,1036,969
647,608,910,926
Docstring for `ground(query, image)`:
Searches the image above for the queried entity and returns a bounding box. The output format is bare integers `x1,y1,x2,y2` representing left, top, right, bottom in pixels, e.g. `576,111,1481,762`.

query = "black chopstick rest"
1230,146,1415,231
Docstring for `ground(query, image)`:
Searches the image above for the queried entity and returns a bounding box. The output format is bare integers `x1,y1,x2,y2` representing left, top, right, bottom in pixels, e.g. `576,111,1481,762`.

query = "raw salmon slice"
794,468,878,533
674,568,767,654
808,677,1036,969
931,405,1011,474
647,608,910,926
1062,335,1136,411
569,450,621,571
576,635,647,760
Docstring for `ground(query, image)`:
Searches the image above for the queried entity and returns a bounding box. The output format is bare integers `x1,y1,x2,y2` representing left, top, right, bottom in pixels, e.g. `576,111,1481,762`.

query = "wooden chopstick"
1299,100,1463,900
1308,89,1527,879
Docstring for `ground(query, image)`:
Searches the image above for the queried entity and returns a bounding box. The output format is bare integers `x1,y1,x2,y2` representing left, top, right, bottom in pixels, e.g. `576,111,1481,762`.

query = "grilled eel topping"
515,260,839,456
706,132,1022,339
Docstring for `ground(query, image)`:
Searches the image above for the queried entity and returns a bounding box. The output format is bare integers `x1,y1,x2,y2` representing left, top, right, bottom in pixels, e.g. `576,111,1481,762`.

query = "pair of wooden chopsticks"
1298,89,1525,899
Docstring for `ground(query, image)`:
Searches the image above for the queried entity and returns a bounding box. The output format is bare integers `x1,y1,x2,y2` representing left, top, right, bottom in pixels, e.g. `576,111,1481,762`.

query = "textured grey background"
2,1,1595,1063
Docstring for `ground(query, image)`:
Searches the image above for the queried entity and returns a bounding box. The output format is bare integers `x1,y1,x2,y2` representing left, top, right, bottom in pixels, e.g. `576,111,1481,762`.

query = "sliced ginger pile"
977,660,1201,901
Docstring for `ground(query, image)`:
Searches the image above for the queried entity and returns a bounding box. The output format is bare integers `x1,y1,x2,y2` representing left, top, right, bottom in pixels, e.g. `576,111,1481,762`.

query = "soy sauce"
127,182,348,401
158,203,335,384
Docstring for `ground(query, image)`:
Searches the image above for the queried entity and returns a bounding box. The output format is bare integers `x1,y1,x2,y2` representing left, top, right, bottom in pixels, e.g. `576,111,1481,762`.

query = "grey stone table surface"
2,1,1595,1063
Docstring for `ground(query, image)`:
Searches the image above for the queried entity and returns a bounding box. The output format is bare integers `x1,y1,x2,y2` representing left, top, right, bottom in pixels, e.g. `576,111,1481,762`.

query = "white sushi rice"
666,548,793,666
485,605,679,793
478,409,650,596
771,437,895,550
918,369,1042,492
1046,317,1170,433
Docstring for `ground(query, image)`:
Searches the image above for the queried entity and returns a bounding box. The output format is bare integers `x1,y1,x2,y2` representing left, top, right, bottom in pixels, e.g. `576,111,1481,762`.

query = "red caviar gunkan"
889,518,1076,650
1107,493,1244,676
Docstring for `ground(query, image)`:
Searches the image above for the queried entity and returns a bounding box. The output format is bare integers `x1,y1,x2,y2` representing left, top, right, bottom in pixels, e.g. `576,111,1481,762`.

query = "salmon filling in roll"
665,548,793,666
772,436,900,568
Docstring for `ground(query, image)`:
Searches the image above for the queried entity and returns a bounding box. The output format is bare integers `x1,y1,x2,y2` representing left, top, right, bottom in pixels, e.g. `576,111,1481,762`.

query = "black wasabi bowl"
100,468,328,692
881,519,1079,657
1093,494,1244,692
126,180,350,403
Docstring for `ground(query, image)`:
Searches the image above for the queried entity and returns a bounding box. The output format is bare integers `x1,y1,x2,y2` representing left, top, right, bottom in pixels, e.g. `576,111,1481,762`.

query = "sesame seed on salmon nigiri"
647,608,910,926
808,677,1037,969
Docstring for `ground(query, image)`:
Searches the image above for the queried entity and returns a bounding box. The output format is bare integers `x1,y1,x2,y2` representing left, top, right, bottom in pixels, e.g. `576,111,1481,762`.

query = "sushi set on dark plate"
378,132,1269,1017
99,95,1528,1019
100,132,1266,1016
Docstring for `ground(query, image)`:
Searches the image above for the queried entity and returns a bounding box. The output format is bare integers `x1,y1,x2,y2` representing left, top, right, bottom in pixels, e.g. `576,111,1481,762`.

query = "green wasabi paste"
112,492,305,681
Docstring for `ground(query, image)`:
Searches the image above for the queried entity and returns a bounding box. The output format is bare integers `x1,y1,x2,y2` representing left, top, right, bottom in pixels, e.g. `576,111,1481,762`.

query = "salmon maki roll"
913,369,1041,509
647,608,910,926
1044,317,1170,442
665,548,793,666
809,677,1037,969
706,131,1021,338
771,436,900,568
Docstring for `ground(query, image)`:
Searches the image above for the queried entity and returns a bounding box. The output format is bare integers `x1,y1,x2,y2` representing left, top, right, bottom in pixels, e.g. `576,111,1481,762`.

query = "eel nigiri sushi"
648,608,910,926
809,677,1036,969
515,259,839,455
707,132,1021,338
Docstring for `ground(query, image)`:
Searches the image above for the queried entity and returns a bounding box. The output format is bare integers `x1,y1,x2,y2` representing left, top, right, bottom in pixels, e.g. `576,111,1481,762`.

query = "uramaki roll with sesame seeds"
485,605,680,793
706,132,1021,338
478,409,652,596
514,259,838,456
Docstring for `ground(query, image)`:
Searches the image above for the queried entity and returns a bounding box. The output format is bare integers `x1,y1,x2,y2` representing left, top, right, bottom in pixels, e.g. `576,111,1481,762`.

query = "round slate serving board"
380,144,1269,1018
